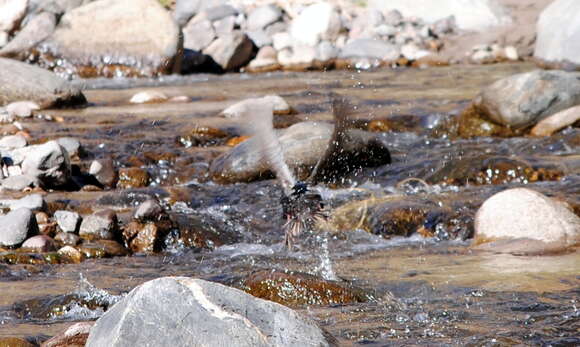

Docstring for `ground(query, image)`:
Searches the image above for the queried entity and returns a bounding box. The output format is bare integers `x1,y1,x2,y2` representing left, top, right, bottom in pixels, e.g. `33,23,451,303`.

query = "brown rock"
57,245,84,263
41,321,94,347
203,31,254,71
241,270,369,307
122,221,163,253
531,105,580,136
117,167,150,189
78,240,128,258
89,157,118,188
21,235,56,252
0,337,34,347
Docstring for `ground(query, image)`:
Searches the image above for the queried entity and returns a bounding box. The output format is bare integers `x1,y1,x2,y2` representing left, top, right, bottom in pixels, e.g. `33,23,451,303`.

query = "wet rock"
21,234,55,252
339,38,400,62
0,12,56,57
129,91,168,104
369,0,511,31
117,167,150,189
474,188,580,255
534,0,580,67
210,121,390,184
57,245,83,263
6,101,40,118
531,105,580,136
41,321,94,347
0,194,45,211
78,240,128,258
460,70,580,136
183,18,215,51
246,30,272,48
56,137,81,158
247,4,282,31
122,221,167,253
0,0,27,32
0,133,27,149
78,209,118,241
54,232,80,246
54,210,81,233
241,270,368,307
133,199,163,221
39,0,180,77
203,31,254,71
21,140,71,187
86,277,335,347
221,95,291,118
89,157,117,188
0,337,34,347
0,208,38,247
290,3,341,46
178,125,228,147
0,58,86,107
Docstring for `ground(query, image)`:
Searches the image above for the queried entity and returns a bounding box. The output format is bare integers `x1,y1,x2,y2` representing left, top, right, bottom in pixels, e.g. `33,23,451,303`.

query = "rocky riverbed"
0,0,579,346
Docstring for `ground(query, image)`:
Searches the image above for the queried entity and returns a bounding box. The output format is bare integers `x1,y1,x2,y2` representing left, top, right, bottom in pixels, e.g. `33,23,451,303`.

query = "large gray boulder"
86,277,335,347
368,0,511,31
474,188,580,255
40,0,180,77
534,0,580,67
210,121,390,184
0,58,85,107
472,70,580,128
0,208,38,247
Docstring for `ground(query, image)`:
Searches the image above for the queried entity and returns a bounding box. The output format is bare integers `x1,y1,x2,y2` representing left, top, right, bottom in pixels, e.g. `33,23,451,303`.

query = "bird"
238,95,353,249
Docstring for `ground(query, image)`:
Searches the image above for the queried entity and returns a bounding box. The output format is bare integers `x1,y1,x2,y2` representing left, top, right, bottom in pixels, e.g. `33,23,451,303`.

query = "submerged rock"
474,188,580,255
37,0,180,77
210,121,390,184
0,58,85,107
86,277,336,347
241,270,369,307
531,105,580,136
54,210,81,233
459,70,580,136
79,209,118,241
221,95,291,118
21,234,55,252
534,0,580,68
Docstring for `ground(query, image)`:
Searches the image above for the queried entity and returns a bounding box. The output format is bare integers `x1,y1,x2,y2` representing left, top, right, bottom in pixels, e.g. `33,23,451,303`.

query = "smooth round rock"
0,208,38,247
21,234,55,252
54,210,81,233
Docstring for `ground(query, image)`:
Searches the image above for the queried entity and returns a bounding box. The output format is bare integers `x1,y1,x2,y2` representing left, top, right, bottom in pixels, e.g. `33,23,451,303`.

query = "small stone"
0,208,38,247
272,31,292,51
21,234,55,252
246,30,272,48
246,45,279,72
89,157,118,188
339,38,400,61
0,12,56,57
79,209,118,241
79,240,128,258
222,95,291,118
133,199,163,221
471,49,494,63
122,221,163,254
290,3,342,46
0,134,27,149
6,101,39,118
56,137,81,158
504,46,518,60
531,105,580,136
35,211,49,225
0,337,34,347
213,15,235,35
129,91,168,104
204,4,237,22
247,4,282,31
57,245,83,263
54,231,80,246
117,167,150,189
54,210,81,233
203,31,254,71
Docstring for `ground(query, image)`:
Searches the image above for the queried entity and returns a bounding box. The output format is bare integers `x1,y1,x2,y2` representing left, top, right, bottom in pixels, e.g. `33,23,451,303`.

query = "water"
0,63,578,345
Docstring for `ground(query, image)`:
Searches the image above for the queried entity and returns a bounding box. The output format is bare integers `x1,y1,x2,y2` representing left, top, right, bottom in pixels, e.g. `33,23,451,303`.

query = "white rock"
272,31,292,51
0,0,28,32
6,101,40,118
130,91,168,104
369,0,511,32
0,134,26,149
290,3,342,46
475,188,580,248
0,31,8,47
504,46,518,60
531,105,580,136
534,0,580,66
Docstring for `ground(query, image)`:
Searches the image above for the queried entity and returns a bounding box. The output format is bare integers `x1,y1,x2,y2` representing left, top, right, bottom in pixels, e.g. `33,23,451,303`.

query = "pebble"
0,194,45,211
129,91,168,104
133,199,163,221
54,231,80,246
0,134,27,149
21,234,55,252
79,209,118,241
57,245,84,263
6,101,39,118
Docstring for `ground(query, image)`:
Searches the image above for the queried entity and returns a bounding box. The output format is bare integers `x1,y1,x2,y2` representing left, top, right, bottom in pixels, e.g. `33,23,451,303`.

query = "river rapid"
1,63,579,346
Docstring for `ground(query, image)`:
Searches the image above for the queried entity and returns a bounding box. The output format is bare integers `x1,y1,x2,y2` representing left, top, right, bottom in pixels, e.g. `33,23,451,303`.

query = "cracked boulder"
86,277,336,347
